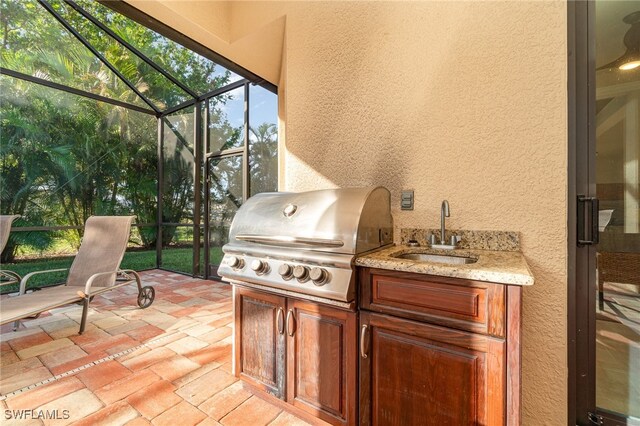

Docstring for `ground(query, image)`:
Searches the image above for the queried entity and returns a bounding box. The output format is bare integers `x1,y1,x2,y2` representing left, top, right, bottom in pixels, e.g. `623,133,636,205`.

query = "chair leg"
132,271,142,293
79,296,90,335
13,320,20,332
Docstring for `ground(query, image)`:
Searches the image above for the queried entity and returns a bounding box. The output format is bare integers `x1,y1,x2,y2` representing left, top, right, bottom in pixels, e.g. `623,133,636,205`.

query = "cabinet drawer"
359,268,505,337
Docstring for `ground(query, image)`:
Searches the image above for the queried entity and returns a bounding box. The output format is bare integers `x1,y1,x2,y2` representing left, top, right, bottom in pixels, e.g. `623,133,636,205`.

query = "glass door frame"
569,2,635,425
204,80,251,279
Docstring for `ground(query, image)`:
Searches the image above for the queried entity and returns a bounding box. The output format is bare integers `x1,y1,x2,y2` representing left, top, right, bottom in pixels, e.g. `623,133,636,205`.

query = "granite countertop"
355,244,534,286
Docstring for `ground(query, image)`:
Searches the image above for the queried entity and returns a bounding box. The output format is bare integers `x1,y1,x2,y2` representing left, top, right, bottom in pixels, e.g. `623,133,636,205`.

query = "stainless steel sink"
393,253,478,264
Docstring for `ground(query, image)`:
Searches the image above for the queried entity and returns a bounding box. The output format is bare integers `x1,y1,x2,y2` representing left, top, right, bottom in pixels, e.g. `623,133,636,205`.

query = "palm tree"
249,122,278,195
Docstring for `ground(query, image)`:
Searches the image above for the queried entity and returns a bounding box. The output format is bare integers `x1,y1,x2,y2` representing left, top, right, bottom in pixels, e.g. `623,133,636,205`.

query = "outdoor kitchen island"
218,186,533,426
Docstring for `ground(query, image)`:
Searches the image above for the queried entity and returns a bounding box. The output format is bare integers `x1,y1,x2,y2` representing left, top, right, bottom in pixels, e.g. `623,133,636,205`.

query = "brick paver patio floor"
0,270,314,426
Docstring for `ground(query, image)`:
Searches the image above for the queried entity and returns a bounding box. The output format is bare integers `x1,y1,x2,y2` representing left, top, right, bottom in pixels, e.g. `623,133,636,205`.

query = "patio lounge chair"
598,251,640,311
0,215,22,287
0,216,155,334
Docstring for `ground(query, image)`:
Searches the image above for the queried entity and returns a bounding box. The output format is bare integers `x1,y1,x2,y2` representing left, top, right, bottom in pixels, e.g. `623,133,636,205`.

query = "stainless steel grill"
217,186,393,302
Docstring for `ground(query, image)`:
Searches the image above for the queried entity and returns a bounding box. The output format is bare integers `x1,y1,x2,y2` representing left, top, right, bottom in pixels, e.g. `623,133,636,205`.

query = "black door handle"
577,195,599,246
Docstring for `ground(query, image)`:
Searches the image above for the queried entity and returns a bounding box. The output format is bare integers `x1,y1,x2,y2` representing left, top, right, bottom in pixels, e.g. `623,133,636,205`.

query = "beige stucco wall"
125,0,285,84
128,1,569,424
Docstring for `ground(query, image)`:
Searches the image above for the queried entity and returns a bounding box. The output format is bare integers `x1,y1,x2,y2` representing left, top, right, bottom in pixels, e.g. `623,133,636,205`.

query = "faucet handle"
429,233,436,245
450,235,461,246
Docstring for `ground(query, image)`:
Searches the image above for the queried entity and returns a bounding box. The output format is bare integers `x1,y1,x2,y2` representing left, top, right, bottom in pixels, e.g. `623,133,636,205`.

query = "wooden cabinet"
358,267,522,426
359,311,505,426
234,286,357,426
233,286,286,399
287,299,357,425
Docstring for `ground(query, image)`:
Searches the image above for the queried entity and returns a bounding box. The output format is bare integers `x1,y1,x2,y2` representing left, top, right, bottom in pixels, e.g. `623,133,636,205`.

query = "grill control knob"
250,259,269,275
293,265,309,282
228,256,244,270
278,264,294,280
310,268,329,286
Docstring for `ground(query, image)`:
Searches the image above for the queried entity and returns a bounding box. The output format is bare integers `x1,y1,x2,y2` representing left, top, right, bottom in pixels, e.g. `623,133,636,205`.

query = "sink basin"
393,253,478,265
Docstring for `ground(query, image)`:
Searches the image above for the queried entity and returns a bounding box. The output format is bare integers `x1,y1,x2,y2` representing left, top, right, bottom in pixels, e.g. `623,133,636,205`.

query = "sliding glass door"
594,1,640,421
573,2,640,424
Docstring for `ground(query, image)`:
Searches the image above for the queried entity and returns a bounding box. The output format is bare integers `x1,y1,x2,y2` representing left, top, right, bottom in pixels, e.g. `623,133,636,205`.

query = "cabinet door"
359,311,505,426
286,299,357,426
234,286,286,399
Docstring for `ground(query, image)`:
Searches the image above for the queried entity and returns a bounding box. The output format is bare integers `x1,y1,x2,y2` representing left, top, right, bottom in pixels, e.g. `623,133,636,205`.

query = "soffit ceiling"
596,1,640,89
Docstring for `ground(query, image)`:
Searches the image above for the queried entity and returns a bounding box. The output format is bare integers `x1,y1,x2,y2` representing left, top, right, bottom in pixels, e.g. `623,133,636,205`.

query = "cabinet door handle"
276,307,284,335
286,309,295,337
360,324,369,359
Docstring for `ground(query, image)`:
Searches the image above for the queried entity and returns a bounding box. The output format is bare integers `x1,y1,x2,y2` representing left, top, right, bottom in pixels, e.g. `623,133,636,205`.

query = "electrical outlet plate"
401,190,414,210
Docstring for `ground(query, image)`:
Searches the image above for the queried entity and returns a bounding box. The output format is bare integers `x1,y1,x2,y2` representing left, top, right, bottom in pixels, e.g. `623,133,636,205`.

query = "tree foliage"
0,0,277,263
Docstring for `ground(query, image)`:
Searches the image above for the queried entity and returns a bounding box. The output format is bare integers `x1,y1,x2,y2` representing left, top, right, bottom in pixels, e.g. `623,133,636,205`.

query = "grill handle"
235,234,344,248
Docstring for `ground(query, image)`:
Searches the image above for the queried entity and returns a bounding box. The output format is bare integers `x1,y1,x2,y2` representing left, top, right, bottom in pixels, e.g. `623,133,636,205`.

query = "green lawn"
1,246,226,294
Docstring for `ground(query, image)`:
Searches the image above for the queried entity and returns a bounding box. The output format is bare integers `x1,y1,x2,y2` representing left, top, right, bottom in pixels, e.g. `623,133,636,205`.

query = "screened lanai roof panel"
0,0,150,109
73,0,244,95
50,0,193,110
0,73,157,226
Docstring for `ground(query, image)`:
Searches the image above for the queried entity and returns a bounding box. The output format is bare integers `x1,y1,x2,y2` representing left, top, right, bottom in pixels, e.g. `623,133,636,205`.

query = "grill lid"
225,186,393,255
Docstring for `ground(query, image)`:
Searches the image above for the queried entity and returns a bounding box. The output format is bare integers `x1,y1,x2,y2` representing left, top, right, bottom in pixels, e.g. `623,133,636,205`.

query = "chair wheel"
137,286,155,308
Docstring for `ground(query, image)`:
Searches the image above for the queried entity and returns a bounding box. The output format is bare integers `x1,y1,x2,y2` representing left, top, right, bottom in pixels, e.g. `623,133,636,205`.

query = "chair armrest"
0,270,21,286
83,270,120,295
116,269,141,282
19,268,69,295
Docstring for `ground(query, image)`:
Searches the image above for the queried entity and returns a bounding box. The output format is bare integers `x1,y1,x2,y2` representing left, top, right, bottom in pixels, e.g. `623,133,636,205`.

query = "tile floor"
0,270,314,426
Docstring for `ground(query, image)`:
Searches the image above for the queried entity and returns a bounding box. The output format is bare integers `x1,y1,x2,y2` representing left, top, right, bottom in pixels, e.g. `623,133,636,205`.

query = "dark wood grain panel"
359,311,506,426
360,268,505,337
506,285,522,425
366,310,489,353
374,275,483,318
234,286,286,399
486,337,506,426
296,312,343,414
487,283,506,337
287,299,356,426
372,329,482,425
242,298,277,384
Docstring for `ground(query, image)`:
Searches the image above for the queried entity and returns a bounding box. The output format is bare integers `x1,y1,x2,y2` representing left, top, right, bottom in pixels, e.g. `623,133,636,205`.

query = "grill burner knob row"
228,256,244,270
293,265,309,282
310,267,329,286
250,259,269,275
278,264,294,280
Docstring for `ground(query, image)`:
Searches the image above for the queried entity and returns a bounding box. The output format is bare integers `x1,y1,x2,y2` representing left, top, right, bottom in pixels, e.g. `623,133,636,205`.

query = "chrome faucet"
440,200,450,244
431,199,458,250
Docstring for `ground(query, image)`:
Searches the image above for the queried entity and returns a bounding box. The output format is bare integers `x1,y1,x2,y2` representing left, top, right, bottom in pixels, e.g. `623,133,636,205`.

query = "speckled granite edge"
356,245,534,286
401,228,520,251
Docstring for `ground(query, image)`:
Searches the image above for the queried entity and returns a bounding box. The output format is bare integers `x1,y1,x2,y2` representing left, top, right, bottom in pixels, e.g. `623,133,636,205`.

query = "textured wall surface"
128,0,231,42
127,1,569,424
